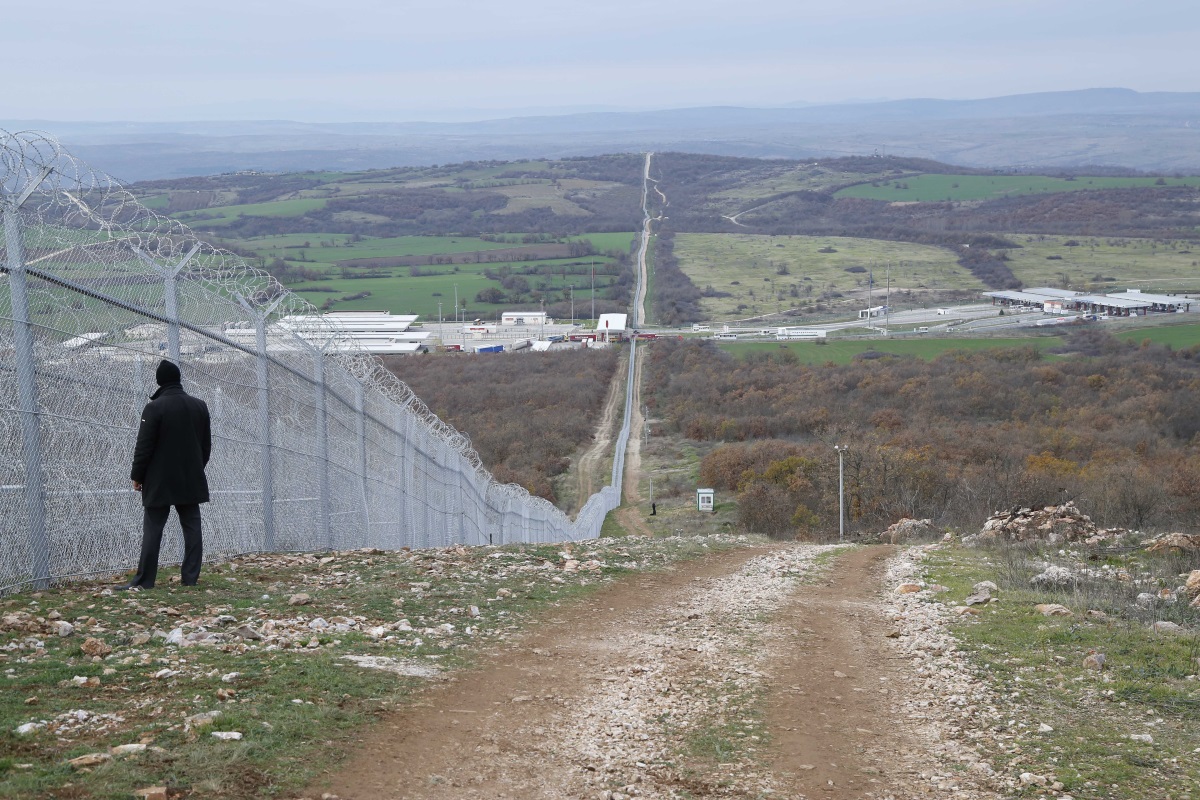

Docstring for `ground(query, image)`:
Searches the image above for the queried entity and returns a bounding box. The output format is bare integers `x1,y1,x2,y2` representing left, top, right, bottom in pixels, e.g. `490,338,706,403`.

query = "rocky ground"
306,544,1010,800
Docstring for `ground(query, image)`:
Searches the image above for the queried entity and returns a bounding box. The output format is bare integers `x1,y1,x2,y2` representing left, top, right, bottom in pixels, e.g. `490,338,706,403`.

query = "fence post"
3,172,52,588
253,314,276,551
137,244,200,363
234,293,284,552
398,407,412,551
354,380,370,548
312,348,333,551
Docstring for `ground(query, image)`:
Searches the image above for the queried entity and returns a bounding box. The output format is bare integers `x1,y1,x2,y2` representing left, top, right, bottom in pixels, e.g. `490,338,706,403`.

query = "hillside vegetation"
644,331,1200,537
383,348,619,505
135,152,1200,323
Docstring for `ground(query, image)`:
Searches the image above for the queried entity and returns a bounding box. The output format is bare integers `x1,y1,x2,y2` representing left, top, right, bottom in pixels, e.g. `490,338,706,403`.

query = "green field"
836,174,1200,202
721,335,1058,365
1000,234,1200,292
288,259,614,320
1114,322,1200,349
267,232,636,319
674,233,976,320
174,198,328,227
708,164,890,204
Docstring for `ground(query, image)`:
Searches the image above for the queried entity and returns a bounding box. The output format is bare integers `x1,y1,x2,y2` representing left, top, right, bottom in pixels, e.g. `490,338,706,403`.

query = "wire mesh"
0,130,619,594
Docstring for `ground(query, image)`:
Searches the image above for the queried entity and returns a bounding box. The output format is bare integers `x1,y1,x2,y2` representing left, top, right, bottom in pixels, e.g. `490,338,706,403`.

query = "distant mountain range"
5,88,1200,181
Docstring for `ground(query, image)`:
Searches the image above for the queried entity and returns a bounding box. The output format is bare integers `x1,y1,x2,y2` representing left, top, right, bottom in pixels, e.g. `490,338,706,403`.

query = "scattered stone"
53,620,74,637
1185,570,1200,600
164,628,185,646
973,581,998,593
341,655,440,677
972,502,1125,545
80,637,112,658
1144,533,1200,553
211,731,243,741
894,583,923,594
67,752,111,768
1031,566,1076,589
16,721,46,735
964,588,992,606
1019,772,1049,787
185,710,221,730
129,632,151,646
234,625,263,640
1037,723,1054,733
1082,652,1107,670
877,517,935,544
1150,621,1185,635
833,670,848,678
110,743,147,756
954,607,980,616
1034,603,1073,617
134,788,167,800
1130,733,1154,744
288,593,312,606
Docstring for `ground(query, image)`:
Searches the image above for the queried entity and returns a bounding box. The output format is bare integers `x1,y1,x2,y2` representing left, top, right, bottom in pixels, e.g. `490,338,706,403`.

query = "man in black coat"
122,359,212,589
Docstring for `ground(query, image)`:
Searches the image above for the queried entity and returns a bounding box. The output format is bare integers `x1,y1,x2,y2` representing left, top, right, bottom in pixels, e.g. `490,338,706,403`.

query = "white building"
597,313,628,341
501,311,551,326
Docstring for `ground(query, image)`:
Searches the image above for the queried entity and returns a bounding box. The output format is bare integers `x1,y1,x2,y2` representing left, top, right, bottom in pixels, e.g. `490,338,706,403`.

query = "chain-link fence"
1,131,624,594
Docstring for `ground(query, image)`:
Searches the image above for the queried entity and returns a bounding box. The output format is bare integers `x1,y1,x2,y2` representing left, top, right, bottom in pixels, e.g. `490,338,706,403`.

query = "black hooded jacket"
130,380,212,508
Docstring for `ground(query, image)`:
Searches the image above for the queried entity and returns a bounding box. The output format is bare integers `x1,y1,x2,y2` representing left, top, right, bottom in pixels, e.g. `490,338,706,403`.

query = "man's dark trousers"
130,504,203,588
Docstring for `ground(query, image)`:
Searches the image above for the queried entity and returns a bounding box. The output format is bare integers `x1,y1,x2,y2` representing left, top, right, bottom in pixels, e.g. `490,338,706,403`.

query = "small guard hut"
696,488,715,513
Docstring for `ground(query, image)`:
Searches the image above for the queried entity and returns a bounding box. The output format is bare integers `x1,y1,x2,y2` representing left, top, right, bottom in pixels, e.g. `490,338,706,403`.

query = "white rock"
1130,733,1154,744
164,628,185,646
211,731,243,741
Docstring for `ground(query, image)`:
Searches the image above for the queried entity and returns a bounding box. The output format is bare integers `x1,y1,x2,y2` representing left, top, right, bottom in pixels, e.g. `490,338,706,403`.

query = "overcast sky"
5,0,1196,122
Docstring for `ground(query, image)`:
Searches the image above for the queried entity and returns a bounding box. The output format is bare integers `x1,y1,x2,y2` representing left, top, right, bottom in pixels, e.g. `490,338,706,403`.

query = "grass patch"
723,335,1060,365
1114,322,1200,350
1001,234,1200,293
920,543,1200,799
836,174,1200,203
673,233,975,321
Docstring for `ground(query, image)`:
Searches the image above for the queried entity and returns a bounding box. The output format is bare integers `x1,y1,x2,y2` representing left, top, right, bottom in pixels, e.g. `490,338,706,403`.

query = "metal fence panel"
0,131,623,594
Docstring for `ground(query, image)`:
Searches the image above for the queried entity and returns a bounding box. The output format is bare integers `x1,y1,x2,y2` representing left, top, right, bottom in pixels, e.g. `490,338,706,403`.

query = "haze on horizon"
6,0,1196,123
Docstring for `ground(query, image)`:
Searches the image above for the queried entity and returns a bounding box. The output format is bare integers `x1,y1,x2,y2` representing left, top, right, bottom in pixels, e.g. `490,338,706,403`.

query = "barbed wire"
1,130,614,593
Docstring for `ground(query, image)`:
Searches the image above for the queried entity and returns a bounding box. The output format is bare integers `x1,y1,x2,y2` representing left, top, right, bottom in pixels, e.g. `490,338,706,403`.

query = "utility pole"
834,445,847,542
885,262,891,336
591,259,595,324
570,285,575,327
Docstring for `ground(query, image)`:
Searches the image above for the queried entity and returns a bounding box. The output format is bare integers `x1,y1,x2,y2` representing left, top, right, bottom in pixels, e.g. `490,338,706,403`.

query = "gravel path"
306,544,1007,799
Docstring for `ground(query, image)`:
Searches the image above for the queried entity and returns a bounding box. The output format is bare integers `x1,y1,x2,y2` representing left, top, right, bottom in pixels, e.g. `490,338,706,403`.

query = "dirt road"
306,545,998,799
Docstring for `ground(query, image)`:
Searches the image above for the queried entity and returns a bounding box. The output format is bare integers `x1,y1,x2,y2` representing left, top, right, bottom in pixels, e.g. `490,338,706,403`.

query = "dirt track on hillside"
304,545,999,800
